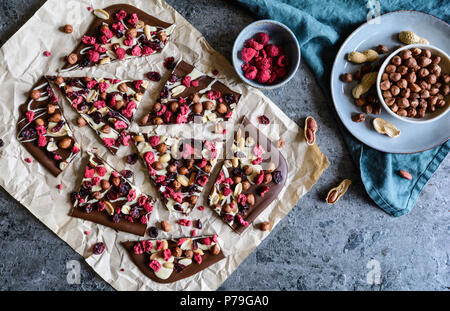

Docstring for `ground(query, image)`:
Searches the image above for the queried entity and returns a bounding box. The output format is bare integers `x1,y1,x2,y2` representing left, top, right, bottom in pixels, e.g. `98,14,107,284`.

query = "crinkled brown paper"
0,0,329,290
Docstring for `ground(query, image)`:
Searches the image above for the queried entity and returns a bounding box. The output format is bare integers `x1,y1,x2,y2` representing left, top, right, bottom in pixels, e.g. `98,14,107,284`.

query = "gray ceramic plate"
331,11,450,154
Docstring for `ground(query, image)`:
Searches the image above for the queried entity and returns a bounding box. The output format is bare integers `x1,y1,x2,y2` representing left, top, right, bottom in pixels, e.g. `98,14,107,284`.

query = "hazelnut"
151,161,163,171
186,159,195,169
172,247,182,257
35,118,44,126
242,180,251,191
55,76,64,85
363,104,373,114
425,74,437,85
66,53,78,65
222,204,232,213
204,164,212,174
92,191,102,200
172,180,181,191
76,116,86,127
62,24,73,34
263,173,272,184
152,117,164,125
63,85,73,94
421,49,432,58
161,221,171,232
381,73,389,81
405,72,416,84
430,87,439,96
48,113,62,123
389,72,401,82
417,107,426,118
397,97,410,109
233,176,242,184
380,80,391,91
385,97,395,107
396,79,407,89
399,49,412,59
396,65,408,75
203,101,214,111
167,164,177,173
372,103,381,115
111,177,121,187
190,93,201,104
193,102,203,114
355,98,366,107
339,73,353,82
118,83,128,93
431,55,441,64
178,166,189,175
30,89,41,100
385,65,397,73
391,55,402,66
436,99,446,108
59,137,72,149
152,102,162,113
100,180,110,190
101,125,111,134
246,193,255,205
126,28,137,38
390,85,401,96
169,101,179,113
382,90,392,99
140,114,150,125
210,244,221,255
189,195,198,205
409,99,419,108
99,92,107,101
417,56,432,67
184,249,194,259
156,143,168,154
407,107,417,118
441,85,449,96
397,108,407,117
352,113,366,122
114,100,125,110
243,165,253,175
404,57,417,68
216,103,227,114
420,89,430,99
400,88,410,98
391,103,399,112
375,44,389,54
260,222,271,231
411,48,422,56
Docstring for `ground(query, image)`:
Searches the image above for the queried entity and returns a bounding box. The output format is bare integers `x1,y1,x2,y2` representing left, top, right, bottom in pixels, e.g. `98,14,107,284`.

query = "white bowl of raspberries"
376,44,450,123
232,19,301,90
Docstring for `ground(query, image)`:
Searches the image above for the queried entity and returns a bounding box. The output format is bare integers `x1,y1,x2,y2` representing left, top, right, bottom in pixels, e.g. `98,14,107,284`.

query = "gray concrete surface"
0,0,449,291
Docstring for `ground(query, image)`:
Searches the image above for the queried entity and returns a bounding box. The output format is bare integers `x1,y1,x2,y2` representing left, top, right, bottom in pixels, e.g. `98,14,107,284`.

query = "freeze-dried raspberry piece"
258,115,270,124
257,70,271,83
241,47,257,62
93,242,105,255
115,9,127,21
182,76,191,87
82,35,96,45
131,45,141,56
241,62,250,72
245,66,258,80
255,57,272,71
277,55,289,68
149,260,161,272
193,253,202,264
115,47,126,60
267,71,277,84
164,57,176,69
274,66,288,79
265,44,279,57
246,38,263,50
142,240,153,252
163,249,172,261
255,32,270,45
133,242,143,254
43,51,51,57
177,219,192,227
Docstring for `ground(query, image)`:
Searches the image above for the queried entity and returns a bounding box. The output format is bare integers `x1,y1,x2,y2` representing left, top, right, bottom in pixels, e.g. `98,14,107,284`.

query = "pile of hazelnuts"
380,48,449,118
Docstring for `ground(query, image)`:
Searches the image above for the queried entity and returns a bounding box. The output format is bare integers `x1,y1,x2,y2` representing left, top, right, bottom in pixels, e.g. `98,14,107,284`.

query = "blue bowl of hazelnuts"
376,44,450,124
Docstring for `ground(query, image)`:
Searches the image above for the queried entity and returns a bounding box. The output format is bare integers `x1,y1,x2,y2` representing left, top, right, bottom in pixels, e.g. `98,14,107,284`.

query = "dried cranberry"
239,205,249,215
160,86,169,98
125,153,138,164
273,171,282,184
91,111,102,124
148,226,158,238
173,204,183,212
51,120,65,133
173,263,186,272
112,214,121,223
106,191,119,201
231,167,243,177
20,127,37,140
168,74,178,83
195,219,202,230
118,182,131,196
93,242,105,255
0,138,4,148
70,191,80,203
258,115,270,124
163,57,175,69
192,240,198,250
224,94,235,104
121,170,133,178
79,186,90,197
222,214,234,222
146,71,161,81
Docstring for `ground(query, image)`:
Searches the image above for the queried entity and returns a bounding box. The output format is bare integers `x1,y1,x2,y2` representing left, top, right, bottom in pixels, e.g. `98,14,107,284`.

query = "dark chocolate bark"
17,77,80,177
48,76,149,155
70,152,155,236
122,235,225,283
208,117,287,234
131,133,220,214
61,4,174,71
141,60,241,125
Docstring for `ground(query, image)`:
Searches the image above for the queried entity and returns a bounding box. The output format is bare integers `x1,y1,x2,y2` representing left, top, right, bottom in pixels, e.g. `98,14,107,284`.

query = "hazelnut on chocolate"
140,114,150,125
184,249,194,259
169,101,179,113
93,191,102,200
151,161,163,171
112,177,121,187
67,53,78,65
190,93,201,104
31,89,41,100
49,113,62,123
62,24,73,34
47,104,56,114
161,221,171,232
59,137,72,149
178,166,189,175
216,103,227,114
172,180,181,191
115,100,126,110
189,195,198,205
167,164,177,173
243,165,253,175
204,164,212,174
263,173,273,184
246,193,255,205
55,76,64,85
126,28,137,38
118,83,128,93
152,102,162,113
172,247,182,257
156,143,168,154
101,125,111,134
35,118,45,126
210,244,221,255
152,117,164,125
222,204,232,213
186,159,195,169
242,180,251,191
260,222,271,231
203,101,214,111
233,176,242,184
193,102,203,114
99,92,107,101
100,180,110,190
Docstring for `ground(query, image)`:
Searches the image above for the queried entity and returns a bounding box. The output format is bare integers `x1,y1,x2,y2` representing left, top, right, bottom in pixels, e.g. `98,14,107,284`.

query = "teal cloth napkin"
236,0,450,216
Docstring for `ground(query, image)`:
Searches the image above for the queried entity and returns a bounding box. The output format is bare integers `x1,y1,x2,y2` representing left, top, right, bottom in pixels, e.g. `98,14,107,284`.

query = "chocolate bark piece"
208,117,287,234
141,60,241,125
71,151,155,236
49,76,149,155
122,235,225,283
17,77,80,177
131,133,220,214
61,4,175,72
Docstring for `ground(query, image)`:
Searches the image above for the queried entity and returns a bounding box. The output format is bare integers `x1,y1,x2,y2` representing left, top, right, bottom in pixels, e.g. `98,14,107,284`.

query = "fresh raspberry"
265,44,279,57
257,69,271,83
255,32,270,45
241,47,257,62
244,66,258,80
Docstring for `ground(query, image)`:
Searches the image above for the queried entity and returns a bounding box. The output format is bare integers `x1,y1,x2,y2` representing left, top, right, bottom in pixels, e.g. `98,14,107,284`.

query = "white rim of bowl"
376,43,450,124
232,19,301,90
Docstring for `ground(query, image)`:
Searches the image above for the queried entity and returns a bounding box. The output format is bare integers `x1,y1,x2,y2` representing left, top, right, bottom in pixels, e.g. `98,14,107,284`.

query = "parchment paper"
0,0,329,290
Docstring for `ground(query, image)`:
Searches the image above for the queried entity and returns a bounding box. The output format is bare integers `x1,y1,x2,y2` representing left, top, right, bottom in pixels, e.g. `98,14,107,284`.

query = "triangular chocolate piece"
60,4,175,72
140,61,241,125
131,133,220,214
207,117,287,234
49,76,149,154
122,235,224,283
70,151,155,236
17,77,81,177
